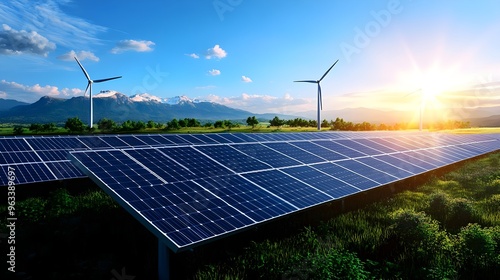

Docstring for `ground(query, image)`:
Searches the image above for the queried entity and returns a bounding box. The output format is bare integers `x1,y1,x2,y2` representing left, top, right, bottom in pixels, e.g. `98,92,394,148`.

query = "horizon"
1,0,499,118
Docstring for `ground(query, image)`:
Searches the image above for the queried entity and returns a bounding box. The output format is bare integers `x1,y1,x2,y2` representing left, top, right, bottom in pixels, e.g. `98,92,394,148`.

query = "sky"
1,0,500,116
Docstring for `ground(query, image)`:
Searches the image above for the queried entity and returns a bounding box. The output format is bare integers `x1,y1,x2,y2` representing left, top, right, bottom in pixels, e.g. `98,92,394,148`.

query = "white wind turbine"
74,57,122,128
294,59,339,130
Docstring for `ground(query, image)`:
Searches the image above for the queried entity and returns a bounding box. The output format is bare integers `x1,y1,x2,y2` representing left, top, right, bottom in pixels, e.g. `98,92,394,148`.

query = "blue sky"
1,0,499,115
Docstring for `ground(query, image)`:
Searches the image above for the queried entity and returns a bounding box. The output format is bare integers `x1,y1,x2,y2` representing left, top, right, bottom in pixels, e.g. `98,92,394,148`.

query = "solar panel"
231,143,302,168
63,131,500,253
0,132,499,189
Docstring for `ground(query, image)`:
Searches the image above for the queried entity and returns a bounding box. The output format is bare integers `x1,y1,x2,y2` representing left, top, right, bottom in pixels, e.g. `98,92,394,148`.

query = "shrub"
455,224,498,272
428,192,451,224
447,198,479,230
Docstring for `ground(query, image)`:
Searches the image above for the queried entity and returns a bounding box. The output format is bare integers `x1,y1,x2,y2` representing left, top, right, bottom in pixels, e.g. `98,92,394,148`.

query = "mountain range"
0,92,298,124
0,91,498,126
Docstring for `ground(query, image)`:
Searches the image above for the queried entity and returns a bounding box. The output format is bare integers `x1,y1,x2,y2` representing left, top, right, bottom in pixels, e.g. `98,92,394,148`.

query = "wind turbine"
294,59,339,130
406,88,423,131
74,57,122,128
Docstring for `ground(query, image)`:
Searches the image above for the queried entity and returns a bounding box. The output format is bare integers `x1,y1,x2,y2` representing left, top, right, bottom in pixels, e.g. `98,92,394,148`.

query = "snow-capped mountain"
129,93,163,103
103,91,204,105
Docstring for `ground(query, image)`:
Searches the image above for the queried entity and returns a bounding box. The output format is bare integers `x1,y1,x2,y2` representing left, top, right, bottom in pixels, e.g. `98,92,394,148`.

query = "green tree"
13,126,24,135
246,116,259,128
178,119,187,127
133,121,146,130
214,120,224,128
29,123,42,133
64,117,86,133
97,118,116,132
166,118,180,130
321,119,329,128
42,123,57,132
270,116,285,127
186,118,201,127
146,120,156,129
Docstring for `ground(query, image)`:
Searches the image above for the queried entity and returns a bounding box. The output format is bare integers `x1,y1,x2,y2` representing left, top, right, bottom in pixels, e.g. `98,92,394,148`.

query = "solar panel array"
0,131,442,186
68,132,500,252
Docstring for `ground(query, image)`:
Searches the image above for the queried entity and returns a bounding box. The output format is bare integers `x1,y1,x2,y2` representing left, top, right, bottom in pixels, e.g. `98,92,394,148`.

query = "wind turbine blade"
84,83,90,97
319,59,339,82
74,57,91,82
93,76,122,83
294,80,318,83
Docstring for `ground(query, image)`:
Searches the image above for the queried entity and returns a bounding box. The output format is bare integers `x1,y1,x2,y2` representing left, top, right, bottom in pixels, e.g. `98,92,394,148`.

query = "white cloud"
205,44,227,59
111,40,155,54
204,93,312,114
241,76,252,83
0,79,83,103
208,69,221,76
57,50,99,61
187,53,199,59
0,0,107,49
0,24,56,56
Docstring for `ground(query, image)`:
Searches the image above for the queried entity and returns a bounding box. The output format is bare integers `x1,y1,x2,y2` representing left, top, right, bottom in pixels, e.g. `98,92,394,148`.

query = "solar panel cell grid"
313,140,367,158
281,166,360,198
194,145,272,173
263,142,326,164
157,147,233,178
243,170,331,209
312,162,379,190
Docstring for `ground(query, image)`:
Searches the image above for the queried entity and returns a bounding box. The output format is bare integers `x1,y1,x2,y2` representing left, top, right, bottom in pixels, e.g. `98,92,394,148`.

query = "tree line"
12,115,471,134
269,116,471,131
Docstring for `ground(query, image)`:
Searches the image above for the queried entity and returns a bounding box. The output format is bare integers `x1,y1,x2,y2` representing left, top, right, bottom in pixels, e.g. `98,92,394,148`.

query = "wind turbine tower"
74,57,122,128
294,59,339,131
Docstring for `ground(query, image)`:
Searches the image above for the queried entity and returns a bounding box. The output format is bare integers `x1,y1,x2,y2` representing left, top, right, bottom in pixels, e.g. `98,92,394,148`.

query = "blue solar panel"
46,161,86,179
0,151,40,165
203,134,233,144
123,149,196,183
281,166,360,198
0,138,31,152
242,170,331,209
350,138,398,154
157,147,233,178
194,145,272,173
290,141,348,161
65,131,499,253
313,140,367,158
116,135,147,146
354,157,414,179
312,162,379,190
332,160,399,185
71,150,165,187
161,134,190,145
78,137,112,149
37,150,70,161
101,136,129,148
1,163,55,185
196,175,297,222
262,142,326,164
333,139,384,156
231,143,303,168
374,154,428,174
